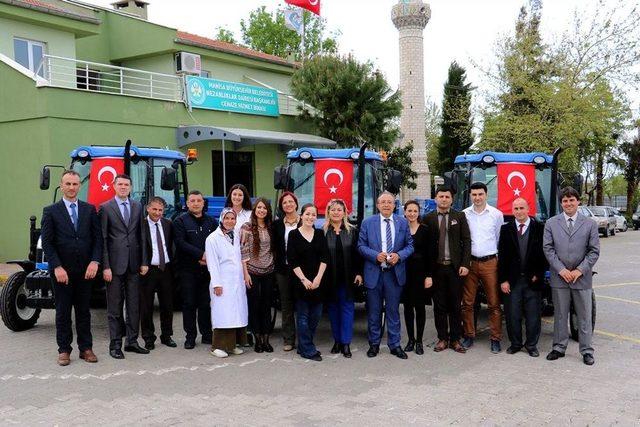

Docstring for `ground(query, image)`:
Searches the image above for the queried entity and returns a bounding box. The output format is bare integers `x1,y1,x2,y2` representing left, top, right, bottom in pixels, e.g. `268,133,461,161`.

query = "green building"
0,0,334,260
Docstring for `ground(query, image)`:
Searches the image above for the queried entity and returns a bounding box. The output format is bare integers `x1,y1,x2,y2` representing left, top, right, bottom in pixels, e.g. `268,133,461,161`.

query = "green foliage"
290,55,414,188
240,6,338,60
387,144,418,190
437,61,474,176
425,98,441,176
214,27,236,44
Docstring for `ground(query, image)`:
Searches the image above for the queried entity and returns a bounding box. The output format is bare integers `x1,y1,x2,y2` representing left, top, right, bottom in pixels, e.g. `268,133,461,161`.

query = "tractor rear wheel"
0,271,40,331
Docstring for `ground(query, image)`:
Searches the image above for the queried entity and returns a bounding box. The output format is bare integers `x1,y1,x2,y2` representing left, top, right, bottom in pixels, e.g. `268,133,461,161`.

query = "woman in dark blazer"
323,199,363,358
271,191,300,352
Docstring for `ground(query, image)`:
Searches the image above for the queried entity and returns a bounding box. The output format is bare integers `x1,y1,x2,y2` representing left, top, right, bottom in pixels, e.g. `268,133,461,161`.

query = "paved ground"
0,231,639,425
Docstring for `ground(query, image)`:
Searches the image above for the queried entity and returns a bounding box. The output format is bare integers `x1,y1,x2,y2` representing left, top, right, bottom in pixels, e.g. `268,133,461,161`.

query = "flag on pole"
284,9,303,35
285,0,320,16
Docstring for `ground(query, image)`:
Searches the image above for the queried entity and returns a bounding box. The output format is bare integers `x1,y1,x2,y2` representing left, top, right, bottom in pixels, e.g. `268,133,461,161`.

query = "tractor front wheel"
0,271,40,331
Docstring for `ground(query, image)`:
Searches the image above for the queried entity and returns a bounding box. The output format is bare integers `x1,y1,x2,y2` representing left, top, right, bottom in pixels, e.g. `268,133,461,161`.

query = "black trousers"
106,268,140,350
180,267,211,343
53,272,93,354
140,265,174,343
432,264,463,342
247,273,274,335
504,277,542,349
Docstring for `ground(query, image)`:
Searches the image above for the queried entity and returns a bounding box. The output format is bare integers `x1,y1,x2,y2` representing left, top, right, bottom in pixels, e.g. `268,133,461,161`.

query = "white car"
587,206,617,237
611,208,628,232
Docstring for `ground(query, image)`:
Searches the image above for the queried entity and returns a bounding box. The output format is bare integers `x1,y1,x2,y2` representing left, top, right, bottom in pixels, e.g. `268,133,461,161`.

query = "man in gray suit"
101,174,149,359
543,187,599,365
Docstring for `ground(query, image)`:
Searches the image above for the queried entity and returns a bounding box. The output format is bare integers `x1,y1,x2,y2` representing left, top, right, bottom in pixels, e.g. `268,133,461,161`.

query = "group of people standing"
42,169,599,367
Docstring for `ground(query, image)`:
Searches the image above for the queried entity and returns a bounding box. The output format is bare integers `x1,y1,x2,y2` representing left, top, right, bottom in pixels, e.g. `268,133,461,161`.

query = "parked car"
611,208,628,232
587,206,617,237
633,205,640,230
579,206,600,230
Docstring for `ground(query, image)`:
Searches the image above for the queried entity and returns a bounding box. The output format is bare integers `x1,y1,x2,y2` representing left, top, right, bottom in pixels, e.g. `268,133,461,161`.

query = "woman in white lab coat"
205,208,248,358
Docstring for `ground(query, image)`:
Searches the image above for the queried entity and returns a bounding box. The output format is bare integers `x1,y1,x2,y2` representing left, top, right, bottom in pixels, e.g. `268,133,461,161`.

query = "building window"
200,70,210,78
13,38,46,77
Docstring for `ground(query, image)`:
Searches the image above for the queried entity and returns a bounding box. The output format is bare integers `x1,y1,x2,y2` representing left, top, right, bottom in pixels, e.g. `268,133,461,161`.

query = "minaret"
392,0,431,200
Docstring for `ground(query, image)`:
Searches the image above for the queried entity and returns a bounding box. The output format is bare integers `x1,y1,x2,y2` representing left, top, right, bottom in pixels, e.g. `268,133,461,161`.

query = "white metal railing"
35,55,184,102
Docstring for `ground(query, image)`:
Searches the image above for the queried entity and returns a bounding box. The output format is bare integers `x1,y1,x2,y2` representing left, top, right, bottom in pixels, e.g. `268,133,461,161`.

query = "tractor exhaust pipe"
124,139,132,177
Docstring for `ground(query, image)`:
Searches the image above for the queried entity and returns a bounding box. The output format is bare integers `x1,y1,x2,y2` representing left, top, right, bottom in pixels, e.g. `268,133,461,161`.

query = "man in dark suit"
173,190,218,349
140,196,176,350
498,198,548,357
100,174,149,359
41,170,102,366
423,186,471,353
358,191,414,359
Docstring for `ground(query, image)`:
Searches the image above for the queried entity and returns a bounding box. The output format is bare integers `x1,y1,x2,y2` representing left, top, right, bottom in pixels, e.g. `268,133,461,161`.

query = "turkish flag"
87,157,124,209
496,163,537,216
285,0,320,16
314,159,353,215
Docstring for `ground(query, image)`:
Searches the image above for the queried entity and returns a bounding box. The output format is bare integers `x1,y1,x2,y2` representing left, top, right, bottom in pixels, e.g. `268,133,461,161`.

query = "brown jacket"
422,209,471,275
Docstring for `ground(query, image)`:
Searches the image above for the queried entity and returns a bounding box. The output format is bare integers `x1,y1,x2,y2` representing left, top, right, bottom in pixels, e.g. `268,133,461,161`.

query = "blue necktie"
70,203,78,231
122,201,130,225
385,218,392,253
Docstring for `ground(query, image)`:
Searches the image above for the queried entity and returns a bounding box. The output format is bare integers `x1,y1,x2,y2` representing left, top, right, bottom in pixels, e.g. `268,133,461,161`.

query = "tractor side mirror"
573,174,584,196
160,167,177,191
40,167,51,190
385,169,402,194
273,165,289,190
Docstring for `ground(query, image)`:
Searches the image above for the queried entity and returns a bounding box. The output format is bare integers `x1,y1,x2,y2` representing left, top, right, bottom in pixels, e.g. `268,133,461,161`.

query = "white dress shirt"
147,217,170,266
62,197,78,225
464,204,504,257
515,217,531,235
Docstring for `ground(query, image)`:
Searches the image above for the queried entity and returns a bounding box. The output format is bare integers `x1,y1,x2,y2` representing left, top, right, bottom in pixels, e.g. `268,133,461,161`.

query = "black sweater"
286,228,329,303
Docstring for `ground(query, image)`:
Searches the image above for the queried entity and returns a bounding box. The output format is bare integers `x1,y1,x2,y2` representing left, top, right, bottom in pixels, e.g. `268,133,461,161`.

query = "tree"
290,55,416,188
620,124,640,214
436,61,474,176
240,6,338,60
214,27,236,44
425,98,441,176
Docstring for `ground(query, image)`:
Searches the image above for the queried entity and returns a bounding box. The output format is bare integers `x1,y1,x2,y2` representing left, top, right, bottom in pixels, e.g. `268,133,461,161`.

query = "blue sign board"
186,76,280,117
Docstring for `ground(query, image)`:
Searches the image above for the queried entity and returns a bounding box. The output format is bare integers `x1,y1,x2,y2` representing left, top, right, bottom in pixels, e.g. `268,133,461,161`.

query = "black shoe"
124,343,150,354
490,340,502,354
160,337,177,348
308,352,322,362
546,350,565,361
246,332,254,347
415,342,424,355
144,341,155,351
331,342,342,354
583,354,595,366
404,339,415,352
367,344,380,358
109,349,125,359
390,347,408,359
184,340,195,350
527,347,540,357
201,336,212,345
506,345,521,355
254,335,264,353
342,344,352,358
262,336,274,353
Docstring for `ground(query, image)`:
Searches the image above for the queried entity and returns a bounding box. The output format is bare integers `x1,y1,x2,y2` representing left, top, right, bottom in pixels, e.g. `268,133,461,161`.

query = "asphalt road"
0,231,639,425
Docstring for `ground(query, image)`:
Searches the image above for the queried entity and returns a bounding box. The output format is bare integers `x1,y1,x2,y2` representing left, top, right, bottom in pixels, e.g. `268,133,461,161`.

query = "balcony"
35,55,184,102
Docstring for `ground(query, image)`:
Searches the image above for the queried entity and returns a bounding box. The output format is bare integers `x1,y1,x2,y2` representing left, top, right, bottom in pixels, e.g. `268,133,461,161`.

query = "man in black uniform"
173,190,218,349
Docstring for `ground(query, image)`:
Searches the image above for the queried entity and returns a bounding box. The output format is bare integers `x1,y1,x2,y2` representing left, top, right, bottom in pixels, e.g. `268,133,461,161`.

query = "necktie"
384,218,392,253
70,203,78,231
567,218,574,233
122,201,130,225
155,223,166,271
438,213,447,262
519,223,525,236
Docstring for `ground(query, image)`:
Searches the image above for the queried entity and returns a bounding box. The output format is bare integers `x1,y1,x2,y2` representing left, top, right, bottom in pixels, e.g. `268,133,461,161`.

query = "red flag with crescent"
314,159,353,215
496,163,537,216
285,0,320,15
87,157,124,209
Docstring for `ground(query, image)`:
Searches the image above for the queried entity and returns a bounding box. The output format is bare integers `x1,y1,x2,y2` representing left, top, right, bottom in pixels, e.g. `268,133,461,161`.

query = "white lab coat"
205,228,248,329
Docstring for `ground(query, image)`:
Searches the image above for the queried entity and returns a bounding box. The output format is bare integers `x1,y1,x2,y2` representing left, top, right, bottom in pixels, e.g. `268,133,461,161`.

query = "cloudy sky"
85,0,605,108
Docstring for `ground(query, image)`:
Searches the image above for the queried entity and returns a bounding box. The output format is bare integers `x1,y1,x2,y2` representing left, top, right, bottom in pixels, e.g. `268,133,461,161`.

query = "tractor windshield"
454,164,554,221
71,158,149,205
288,159,382,220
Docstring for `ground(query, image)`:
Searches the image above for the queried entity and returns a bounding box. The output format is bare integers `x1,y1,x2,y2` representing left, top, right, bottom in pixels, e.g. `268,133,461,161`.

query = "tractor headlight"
299,151,312,160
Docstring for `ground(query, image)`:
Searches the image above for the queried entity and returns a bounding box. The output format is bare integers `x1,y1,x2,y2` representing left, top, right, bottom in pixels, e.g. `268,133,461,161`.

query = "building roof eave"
1,0,100,24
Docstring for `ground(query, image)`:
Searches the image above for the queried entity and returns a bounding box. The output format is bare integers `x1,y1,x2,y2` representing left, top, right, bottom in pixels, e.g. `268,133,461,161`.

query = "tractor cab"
447,150,561,221
273,146,400,226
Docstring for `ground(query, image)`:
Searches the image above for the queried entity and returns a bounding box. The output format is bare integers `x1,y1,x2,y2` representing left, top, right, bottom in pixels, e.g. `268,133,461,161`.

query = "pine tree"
436,61,474,176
